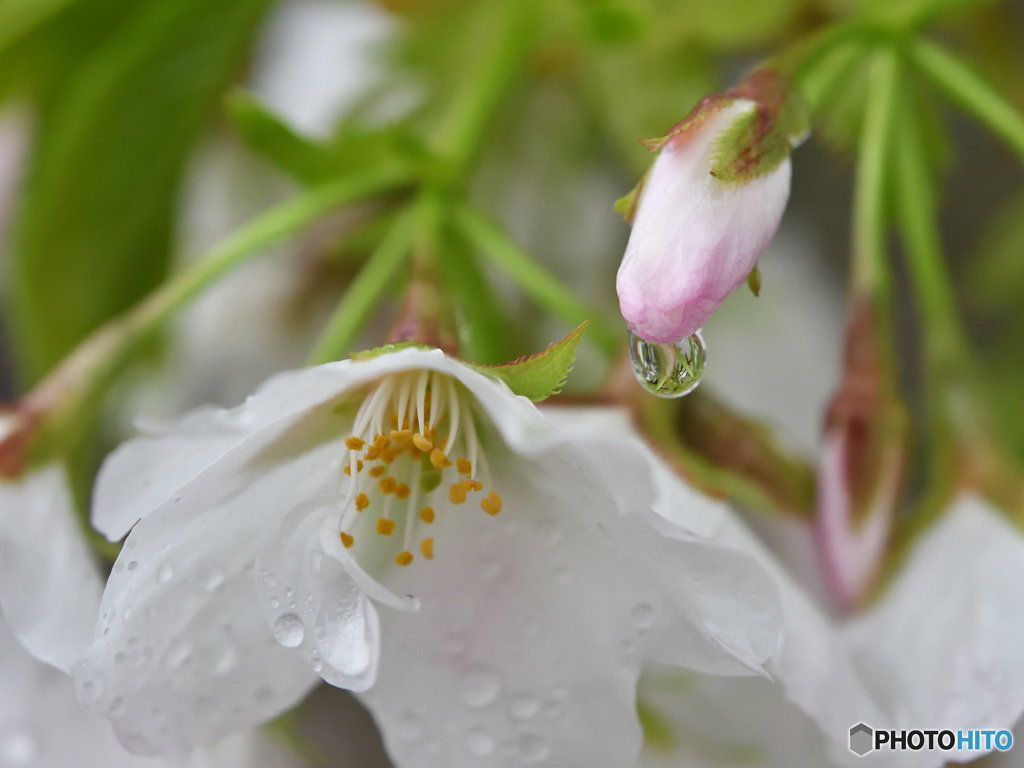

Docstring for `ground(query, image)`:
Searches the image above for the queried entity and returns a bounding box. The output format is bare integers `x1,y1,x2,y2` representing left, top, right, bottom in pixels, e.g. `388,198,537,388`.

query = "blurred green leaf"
7,0,274,384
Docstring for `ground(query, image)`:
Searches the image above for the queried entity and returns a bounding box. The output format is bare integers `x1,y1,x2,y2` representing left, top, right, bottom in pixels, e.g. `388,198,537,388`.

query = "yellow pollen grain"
365,447,380,461
456,458,472,475
430,449,453,469
395,482,411,500
420,538,434,560
395,550,414,567
340,532,355,548
381,446,402,463
374,433,390,448
355,493,370,512
379,477,397,494
369,465,386,478
419,506,435,524
390,429,412,447
376,518,396,536
412,433,433,452
344,437,365,451
481,491,503,516
449,482,468,505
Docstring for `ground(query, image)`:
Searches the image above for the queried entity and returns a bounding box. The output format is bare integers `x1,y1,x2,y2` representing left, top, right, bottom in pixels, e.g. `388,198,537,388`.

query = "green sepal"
613,167,651,224
711,69,808,184
467,322,587,402
350,341,432,362
747,264,762,296
638,93,731,152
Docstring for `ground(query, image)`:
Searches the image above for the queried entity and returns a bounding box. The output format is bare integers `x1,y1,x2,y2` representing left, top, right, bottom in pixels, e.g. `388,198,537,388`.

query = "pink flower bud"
617,79,800,343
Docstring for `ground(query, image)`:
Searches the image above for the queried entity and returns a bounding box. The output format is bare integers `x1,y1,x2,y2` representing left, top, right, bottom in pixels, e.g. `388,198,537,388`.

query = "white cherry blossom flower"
81,347,782,766
557,408,1024,767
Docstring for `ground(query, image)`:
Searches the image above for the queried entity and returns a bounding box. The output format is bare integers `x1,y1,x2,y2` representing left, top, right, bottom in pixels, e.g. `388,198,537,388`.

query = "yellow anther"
430,449,453,469
469,479,483,492
342,460,365,476
381,446,403,463
380,477,397,494
376,518,396,536
412,433,433,452
419,506,435,524
481,491,503,516
369,465,386,478
390,429,413,447
389,413,399,428
373,434,390,450
395,550,414,567
456,458,472,475
449,482,468,505
355,493,370,512
395,482,411,500
344,437,365,451
420,538,434,560
365,447,380,461
340,532,355,548
343,466,350,476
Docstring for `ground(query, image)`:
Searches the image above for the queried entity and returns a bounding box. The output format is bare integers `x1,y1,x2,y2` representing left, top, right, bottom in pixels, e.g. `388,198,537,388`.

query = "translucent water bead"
627,328,706,398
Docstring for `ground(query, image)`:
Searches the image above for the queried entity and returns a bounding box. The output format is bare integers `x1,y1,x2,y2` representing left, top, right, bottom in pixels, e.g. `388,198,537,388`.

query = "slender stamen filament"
336,369,499,569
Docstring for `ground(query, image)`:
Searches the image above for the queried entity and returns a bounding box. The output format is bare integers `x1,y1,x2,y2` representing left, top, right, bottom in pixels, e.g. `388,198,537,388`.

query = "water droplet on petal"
310,658,323,673
517,733,550,764
156,564,174,583
201,571,225,593
309,551,323,574
269,597,280,609
0,726,36,766
272,613,305,648
627,329,706,398
127,560,139,571
459,668,500,708
465,727,495,756
630,603,656,630
509,693,539,721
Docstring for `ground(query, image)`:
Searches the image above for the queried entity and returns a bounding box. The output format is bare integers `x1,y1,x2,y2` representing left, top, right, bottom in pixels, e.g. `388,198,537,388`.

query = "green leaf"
466,322,587,402
6,0,274,384
226,90,340,185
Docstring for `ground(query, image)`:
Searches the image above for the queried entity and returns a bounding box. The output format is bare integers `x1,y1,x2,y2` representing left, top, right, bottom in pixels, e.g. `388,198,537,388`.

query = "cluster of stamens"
336,370,502,567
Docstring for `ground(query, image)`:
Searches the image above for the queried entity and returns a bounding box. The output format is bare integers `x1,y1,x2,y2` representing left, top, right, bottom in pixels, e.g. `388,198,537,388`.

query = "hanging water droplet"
465,727,495,756
272,613,305,648
627,328,706,398
459,667,501,708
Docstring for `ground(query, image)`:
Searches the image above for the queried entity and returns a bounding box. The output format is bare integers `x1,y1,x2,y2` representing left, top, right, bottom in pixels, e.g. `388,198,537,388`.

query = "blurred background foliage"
1,0,1024,484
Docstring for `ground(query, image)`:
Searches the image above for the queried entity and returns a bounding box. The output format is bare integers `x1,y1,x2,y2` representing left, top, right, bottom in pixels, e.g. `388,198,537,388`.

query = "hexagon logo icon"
850,723,874,757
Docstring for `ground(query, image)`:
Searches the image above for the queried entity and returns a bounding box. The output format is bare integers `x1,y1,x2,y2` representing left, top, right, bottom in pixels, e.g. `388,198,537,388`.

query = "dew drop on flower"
156,563,174,583
627,328,706,398
509,692,540,721
272,613,305,648
0,725,36,766
630,603,656,629
310,658,322,673
517,733,550,764
459,667,501,708
465,727,495,756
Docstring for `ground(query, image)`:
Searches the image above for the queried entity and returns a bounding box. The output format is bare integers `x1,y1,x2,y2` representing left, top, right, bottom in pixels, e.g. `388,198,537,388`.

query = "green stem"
432,0,537,175
36,168,409,445
780,19,866,87
797,37,869,114
851,47,901,298
307,208,417,365
910,37,1024,164
892,108,970,368
451,204,620,358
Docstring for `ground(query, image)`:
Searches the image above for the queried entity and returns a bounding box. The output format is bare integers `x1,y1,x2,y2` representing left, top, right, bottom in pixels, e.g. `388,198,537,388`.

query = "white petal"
0,464,103,672
357,438,778,768
77,444,339,754
844,493,1024,759
94,358,422,540
636,666,837,768
255,496,381,690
